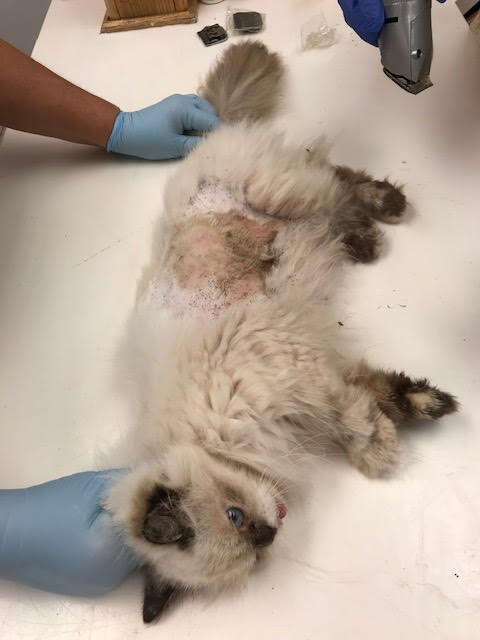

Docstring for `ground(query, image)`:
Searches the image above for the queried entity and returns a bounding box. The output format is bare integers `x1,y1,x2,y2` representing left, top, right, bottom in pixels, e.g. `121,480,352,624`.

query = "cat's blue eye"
226,507,244,528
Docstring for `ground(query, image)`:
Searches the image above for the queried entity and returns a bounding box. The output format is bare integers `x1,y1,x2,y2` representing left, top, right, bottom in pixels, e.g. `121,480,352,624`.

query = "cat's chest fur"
142,182,278,319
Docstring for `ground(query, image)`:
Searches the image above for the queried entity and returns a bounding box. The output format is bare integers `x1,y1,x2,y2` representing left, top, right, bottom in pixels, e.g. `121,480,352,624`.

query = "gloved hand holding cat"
0,470,137,595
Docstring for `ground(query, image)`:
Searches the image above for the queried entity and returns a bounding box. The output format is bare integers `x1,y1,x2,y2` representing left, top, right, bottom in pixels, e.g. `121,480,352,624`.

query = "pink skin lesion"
226,272,265,303
174,226,231,290
167,212,278,310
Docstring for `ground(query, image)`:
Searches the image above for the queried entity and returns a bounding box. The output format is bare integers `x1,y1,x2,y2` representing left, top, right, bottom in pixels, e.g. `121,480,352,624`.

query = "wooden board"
101,0,196,32
104,1,190,20
104,1,121,19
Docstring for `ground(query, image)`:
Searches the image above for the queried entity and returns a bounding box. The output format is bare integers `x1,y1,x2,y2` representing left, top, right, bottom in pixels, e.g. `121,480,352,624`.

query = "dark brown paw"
404,380,459,420
356,180,407,224
382,371,459,421
343,223,383,263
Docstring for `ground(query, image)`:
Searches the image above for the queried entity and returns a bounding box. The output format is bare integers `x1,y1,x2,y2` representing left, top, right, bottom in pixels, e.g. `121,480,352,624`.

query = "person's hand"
338,0,446,47
107,93,220,160
0,470,138,596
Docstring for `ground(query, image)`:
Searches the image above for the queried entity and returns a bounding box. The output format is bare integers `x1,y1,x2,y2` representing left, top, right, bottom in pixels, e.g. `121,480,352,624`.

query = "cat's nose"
250,523,277,547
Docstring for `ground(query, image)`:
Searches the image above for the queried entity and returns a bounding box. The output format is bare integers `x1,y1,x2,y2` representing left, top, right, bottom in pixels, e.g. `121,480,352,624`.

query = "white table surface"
1,1,479,638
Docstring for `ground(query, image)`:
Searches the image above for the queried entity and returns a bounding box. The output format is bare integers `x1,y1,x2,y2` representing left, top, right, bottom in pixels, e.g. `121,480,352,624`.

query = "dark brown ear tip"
143,486,193,546
143,510,183,545
143,597,173,624
142,581,177,624
143,603,161,624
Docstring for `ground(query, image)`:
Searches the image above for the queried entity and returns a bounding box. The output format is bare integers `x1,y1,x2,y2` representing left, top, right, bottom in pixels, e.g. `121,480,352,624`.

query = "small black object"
197,24,228,47
233,11,263,33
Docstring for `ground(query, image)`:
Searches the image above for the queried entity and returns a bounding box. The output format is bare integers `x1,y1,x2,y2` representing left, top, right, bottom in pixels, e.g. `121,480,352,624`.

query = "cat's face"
107,445,286,622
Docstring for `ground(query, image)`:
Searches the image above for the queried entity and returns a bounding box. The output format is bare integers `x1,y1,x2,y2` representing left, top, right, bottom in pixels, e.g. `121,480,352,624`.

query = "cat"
105,41,457,623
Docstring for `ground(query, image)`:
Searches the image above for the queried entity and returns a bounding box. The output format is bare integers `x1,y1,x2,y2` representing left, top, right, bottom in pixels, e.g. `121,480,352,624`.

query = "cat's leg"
248,302,451,477
243,150,384,264
320,359,457,478
343,360,458,424
256,312,403,478
330,361,458,477
246,143,387,263
302,138,407,225
230,133,404,264
326,164,408,263
301,140,407,260
243,137,341,222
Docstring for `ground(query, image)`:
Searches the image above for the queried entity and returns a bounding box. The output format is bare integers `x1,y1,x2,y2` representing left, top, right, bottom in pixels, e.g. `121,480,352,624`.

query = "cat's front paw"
343,410,400,478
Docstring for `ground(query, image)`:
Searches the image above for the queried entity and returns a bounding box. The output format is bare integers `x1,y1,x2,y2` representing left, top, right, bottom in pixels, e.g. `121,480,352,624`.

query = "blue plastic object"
338,0,385,46
0,470,138,596
107,93,220,160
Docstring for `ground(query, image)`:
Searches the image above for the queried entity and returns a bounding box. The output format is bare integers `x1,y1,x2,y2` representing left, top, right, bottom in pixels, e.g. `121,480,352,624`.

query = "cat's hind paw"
356,180,407,224
401,378,459,421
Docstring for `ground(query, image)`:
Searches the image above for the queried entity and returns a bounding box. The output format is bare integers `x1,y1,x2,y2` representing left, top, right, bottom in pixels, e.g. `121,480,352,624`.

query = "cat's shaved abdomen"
159,212,278,314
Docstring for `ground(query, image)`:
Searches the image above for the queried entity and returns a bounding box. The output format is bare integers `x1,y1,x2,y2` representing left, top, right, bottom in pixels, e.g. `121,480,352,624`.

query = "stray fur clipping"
105,41,458,623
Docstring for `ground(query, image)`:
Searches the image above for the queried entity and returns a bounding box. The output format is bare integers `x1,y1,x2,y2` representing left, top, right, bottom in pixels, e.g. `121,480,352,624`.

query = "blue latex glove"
107,93,220,160
338,0,446,47
338,0,386,45
0,470,138,596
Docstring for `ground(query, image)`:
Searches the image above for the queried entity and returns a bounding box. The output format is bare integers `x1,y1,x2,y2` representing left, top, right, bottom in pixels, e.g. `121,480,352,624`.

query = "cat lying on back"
106,42,457,623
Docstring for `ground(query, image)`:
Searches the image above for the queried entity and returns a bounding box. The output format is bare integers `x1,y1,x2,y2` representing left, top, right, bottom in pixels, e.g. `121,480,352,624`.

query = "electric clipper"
378,0,433,94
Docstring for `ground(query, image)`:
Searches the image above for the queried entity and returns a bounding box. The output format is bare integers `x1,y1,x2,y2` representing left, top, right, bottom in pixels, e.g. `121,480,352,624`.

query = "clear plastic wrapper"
300,13,336,50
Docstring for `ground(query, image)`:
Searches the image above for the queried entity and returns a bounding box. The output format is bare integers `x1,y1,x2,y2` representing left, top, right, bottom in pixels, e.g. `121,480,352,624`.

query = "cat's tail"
198,41,284,123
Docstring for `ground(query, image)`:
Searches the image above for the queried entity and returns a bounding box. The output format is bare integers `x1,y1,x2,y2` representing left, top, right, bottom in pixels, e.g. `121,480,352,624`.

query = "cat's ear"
143,486,193,545
143,506,183,544
143,568,180,623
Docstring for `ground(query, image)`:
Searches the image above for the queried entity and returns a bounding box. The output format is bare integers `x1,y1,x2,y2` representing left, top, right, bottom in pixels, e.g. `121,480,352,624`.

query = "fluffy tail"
199,41,284,123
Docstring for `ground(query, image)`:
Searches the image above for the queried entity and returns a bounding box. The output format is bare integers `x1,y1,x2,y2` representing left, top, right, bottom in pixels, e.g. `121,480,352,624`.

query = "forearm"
0,39,119,147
